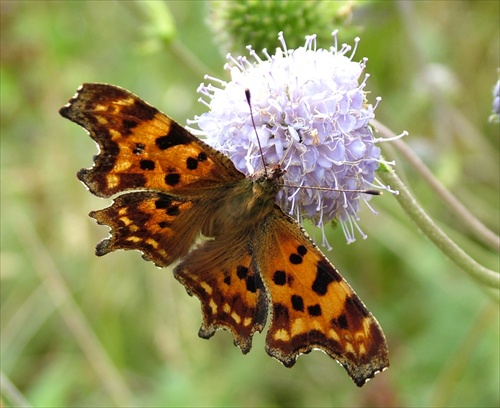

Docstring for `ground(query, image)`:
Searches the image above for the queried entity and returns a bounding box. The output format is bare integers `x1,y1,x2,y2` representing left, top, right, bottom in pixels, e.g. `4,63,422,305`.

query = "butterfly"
59,83,389,386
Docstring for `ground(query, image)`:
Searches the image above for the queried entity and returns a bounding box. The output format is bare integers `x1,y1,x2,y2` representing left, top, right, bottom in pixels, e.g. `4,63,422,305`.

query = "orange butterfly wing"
174,236,268,353
257,208,389,386
60,83,243,199
87,192,202,267
60,83,269,348
60,83,244,266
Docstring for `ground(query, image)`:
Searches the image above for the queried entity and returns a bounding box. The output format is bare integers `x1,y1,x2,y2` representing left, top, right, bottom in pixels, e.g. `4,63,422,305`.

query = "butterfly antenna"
286,185,382,196
245,89,268,177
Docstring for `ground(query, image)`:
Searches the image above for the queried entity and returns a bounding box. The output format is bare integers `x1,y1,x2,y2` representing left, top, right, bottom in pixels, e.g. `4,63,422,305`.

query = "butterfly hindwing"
257,207,389,386
90,192,204,267
174,235,268,353
59,83,244,198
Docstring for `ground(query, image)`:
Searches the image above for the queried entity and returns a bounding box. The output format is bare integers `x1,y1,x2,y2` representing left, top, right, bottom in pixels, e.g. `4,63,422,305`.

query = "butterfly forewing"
59,83,243,198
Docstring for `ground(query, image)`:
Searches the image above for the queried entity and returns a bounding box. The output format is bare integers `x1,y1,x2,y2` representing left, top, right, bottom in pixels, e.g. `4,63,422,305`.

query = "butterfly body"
60,83,389,386
200,166,282,236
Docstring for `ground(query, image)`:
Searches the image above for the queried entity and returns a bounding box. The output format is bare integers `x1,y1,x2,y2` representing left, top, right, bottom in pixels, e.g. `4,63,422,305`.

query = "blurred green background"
1,1,498,407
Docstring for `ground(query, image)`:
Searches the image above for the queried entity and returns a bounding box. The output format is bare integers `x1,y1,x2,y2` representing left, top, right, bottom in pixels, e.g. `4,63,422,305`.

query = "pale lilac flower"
188,32,392,244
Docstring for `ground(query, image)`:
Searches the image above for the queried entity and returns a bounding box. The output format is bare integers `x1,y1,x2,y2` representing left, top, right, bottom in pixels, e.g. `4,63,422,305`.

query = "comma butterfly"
60,83,389,386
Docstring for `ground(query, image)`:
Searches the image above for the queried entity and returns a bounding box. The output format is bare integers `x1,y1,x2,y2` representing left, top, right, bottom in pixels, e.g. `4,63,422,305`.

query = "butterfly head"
249,162,284,199
227,163,280,224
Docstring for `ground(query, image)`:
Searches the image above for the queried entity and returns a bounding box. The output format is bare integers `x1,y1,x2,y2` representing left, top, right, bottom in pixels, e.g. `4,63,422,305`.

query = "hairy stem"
377,167,499,289
373,119,500,252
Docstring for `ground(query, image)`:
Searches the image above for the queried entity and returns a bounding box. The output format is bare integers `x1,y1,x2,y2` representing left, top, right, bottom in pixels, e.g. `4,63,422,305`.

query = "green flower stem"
372,119,500,252
377,164,499,290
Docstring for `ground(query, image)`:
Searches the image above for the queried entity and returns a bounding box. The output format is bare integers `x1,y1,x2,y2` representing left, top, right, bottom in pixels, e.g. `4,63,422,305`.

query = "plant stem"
372,119,500,252
377,167,499,289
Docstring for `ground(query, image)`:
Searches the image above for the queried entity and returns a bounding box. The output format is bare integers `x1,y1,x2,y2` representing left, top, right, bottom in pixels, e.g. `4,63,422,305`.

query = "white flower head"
189,32,391,244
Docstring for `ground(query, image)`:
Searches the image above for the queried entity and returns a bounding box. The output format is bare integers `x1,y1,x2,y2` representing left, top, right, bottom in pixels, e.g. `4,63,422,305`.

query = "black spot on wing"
155,122,190,150
166,205,180,216
237,265,249,279
186,157,198,170
311,259,342,295
272,270,287,286
307,304,322,316
122,119,138,133
165,173,181,186
289,253,302,264
155,196,173,209
140,159,155,170
291,295,304,312
246,276,257,293
297,245,307,256
337,314,349,329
